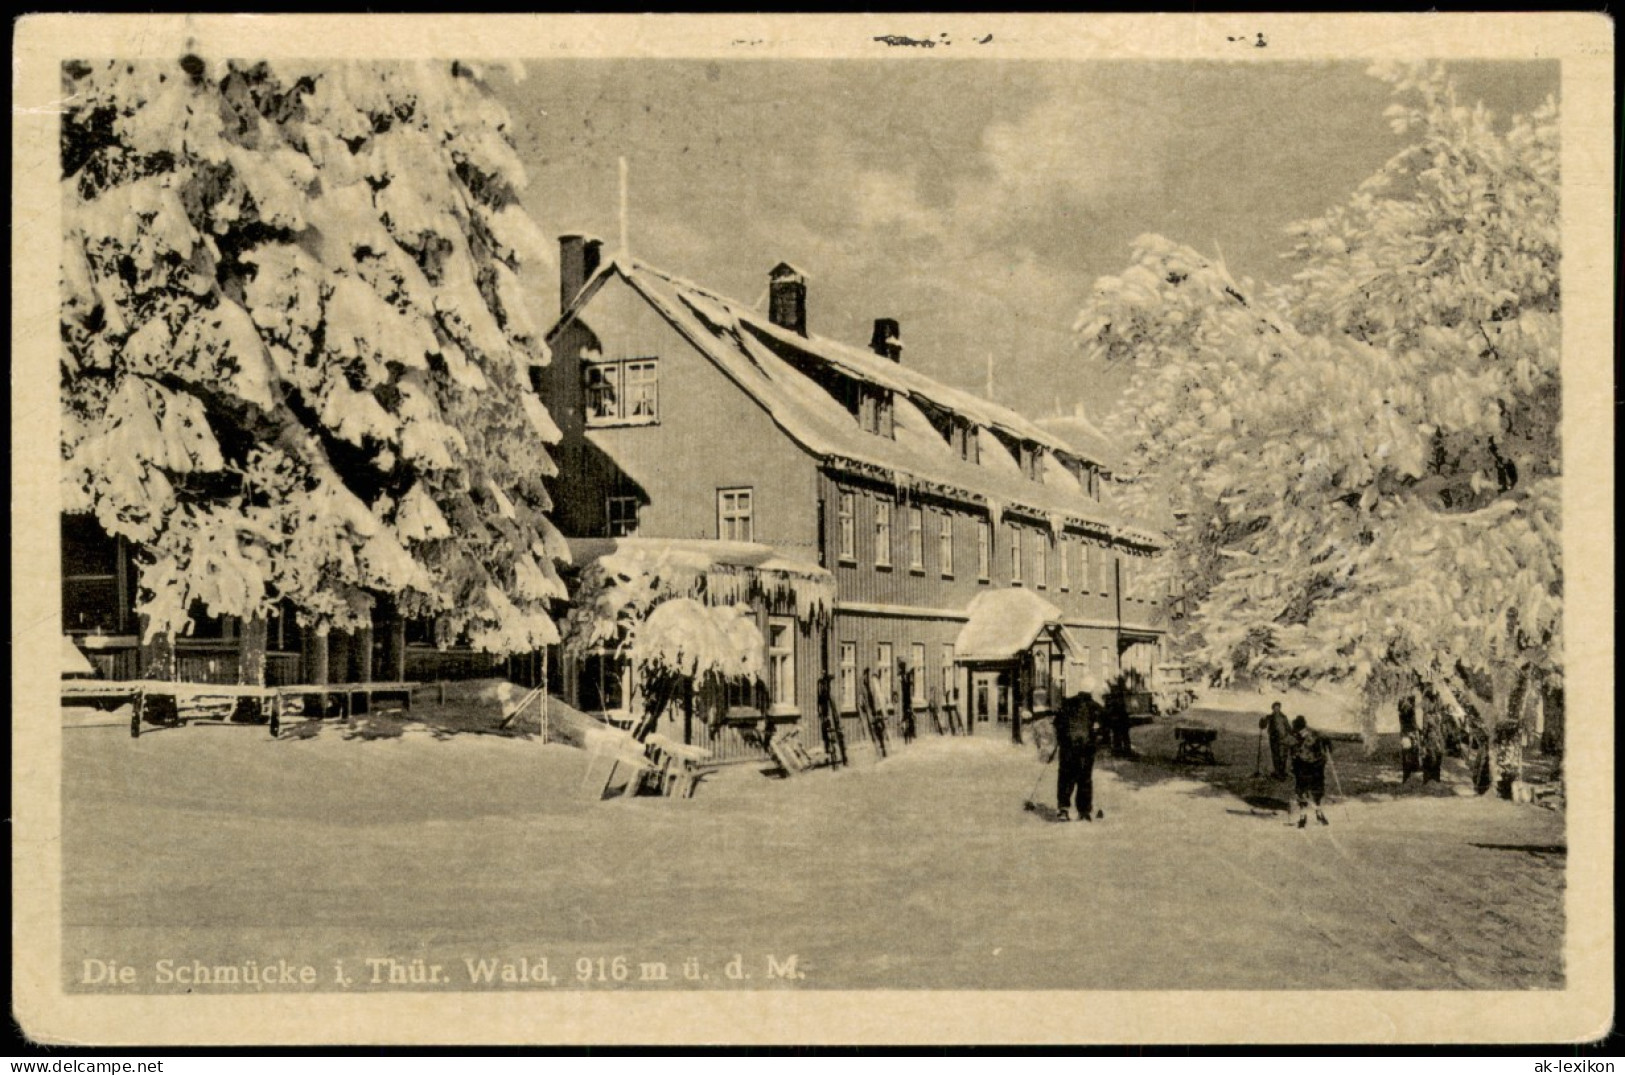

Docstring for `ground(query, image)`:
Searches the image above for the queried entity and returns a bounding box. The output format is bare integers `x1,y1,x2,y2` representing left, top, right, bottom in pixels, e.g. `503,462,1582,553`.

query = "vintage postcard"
11,13,1614,1047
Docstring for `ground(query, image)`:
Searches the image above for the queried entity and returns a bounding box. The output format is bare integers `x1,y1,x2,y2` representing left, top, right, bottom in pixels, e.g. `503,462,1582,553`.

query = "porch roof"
953,588,1079,663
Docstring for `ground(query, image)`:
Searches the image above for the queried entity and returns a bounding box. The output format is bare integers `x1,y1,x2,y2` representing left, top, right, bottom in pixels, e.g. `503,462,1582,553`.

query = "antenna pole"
619,157,630,258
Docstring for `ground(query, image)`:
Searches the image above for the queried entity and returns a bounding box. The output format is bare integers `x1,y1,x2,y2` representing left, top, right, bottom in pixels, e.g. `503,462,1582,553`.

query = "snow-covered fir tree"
1075,64,1560,788
60,57,567,681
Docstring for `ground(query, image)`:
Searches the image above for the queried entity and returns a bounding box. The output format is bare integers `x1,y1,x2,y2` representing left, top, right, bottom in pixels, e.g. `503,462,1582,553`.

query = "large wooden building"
539,235,1169,746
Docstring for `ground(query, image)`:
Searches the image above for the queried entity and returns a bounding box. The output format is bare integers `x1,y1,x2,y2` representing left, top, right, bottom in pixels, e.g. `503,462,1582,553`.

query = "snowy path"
61,715,1563,992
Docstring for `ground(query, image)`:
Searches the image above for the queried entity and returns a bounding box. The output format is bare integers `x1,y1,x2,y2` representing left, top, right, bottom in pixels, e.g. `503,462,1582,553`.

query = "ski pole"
1326,752,1351,823
1026,747,1057,803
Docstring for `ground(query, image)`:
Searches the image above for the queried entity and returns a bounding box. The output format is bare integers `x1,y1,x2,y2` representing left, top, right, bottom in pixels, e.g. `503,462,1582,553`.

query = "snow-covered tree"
564,546,767,738
1075,64,1560,789
60,57,567,680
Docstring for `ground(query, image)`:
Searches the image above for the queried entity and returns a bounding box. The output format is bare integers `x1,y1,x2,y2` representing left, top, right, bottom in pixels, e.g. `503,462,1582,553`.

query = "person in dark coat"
816,672,847,769
1289,715,1332,827
1053,690,1103,822
1260,702,1292,780
897,660,916,744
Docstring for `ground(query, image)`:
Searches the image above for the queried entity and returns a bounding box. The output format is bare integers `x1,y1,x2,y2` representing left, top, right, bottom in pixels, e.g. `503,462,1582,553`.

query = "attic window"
584,357,659,426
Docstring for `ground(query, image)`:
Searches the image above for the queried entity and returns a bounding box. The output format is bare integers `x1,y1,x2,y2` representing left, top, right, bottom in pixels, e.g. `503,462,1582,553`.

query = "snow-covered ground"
61,704,1562,993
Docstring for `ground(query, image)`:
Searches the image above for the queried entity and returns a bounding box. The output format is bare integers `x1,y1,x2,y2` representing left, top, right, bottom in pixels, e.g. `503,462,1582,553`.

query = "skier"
1259,701,1292,779
897,660,916,744
1053,688,1103,822
1288,715,1332,827
816,671,847,769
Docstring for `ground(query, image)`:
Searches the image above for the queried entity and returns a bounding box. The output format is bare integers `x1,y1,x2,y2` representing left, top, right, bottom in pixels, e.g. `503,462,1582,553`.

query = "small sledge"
1173,723,1220,765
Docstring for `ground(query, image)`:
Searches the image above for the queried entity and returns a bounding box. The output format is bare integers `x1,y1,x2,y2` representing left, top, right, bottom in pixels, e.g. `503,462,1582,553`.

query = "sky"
495,60,1558,424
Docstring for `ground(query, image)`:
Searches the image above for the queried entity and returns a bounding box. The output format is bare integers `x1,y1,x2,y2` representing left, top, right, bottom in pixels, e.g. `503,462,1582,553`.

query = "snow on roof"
566,536,834,625
954,588,1077,663
638,597,764,681
602,261,1160,547
1033,412,1120,474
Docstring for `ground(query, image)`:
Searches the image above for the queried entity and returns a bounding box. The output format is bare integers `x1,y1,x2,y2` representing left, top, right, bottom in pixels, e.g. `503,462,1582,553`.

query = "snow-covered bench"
643,733,719,798
62,679,280,738
270,681,418,732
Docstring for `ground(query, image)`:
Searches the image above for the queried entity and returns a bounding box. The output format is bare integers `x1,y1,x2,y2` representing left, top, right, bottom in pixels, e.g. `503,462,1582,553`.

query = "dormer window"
1017,442,1041,482
858,385,894,438
952,421,980,464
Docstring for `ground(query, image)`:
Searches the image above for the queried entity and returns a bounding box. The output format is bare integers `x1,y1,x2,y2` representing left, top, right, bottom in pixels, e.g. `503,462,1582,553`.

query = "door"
972,671,995,729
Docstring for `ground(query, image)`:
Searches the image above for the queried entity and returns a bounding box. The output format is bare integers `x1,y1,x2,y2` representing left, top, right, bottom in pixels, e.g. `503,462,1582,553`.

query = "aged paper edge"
10,12,1615,1047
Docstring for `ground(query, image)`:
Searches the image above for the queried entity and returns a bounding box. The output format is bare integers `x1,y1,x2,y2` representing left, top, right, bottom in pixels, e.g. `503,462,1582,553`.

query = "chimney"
870,318,902,363
768,262,807,336
559,234,603,314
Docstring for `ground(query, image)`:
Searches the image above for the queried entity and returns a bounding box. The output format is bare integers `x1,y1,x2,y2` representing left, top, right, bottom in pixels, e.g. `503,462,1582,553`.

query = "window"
839,642,857,710
583,357,659,424
718,488,753,542
1081,545,1092,594
910,643,926,706
876,643,894,708
62,515,127,635
907,506,924,571
838,491,856,561
584,363,619,422
859,387,895,437
940,643,956,704
977,518,991,581
1059,536,1070,590
581,651,629,713
1034,535,1048,588
606,496,639,537
726,676,758,713
768,617,796,709
874,498,893,568
1010,527,1023,584
625,361,658,418
938,512,954,577
1099,549,1112,595
958,423,981,465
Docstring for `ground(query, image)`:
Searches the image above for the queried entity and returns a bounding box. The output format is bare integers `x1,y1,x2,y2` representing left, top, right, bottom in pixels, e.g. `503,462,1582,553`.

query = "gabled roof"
549,257,1162,549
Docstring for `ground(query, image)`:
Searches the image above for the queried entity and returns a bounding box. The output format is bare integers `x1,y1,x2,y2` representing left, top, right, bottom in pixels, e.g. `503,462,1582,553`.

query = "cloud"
853,168,945,237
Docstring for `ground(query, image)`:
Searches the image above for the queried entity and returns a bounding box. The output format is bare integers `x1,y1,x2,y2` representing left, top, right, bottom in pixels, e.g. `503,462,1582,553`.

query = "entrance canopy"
954,589,1078,663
